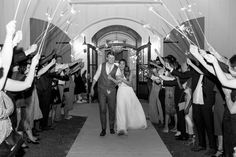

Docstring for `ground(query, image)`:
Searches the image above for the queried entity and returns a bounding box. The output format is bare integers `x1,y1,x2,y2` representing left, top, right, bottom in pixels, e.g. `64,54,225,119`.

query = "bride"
108,59,147,135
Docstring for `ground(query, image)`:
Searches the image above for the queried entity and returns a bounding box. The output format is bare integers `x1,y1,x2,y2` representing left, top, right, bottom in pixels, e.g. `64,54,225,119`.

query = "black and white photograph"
0,0,236,157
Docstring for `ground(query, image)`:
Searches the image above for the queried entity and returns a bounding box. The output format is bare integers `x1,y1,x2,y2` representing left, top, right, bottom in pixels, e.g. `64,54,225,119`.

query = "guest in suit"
166,59,217,155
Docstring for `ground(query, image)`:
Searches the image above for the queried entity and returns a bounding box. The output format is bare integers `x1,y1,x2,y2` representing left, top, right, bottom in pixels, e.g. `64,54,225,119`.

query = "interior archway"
91,25,142,91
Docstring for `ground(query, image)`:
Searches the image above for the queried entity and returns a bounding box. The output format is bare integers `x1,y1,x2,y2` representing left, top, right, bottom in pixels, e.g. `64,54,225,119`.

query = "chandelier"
110,40,124,53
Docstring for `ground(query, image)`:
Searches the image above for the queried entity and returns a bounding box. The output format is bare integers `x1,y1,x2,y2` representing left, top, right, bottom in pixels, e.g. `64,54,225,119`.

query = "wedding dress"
116,77,147,134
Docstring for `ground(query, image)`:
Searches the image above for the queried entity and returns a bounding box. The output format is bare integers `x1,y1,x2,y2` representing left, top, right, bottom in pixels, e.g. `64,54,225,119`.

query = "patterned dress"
164,86,176,115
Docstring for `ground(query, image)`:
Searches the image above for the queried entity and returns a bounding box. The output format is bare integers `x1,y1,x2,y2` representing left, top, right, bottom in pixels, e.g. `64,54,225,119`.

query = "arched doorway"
88,25,150,99
91,25,141,91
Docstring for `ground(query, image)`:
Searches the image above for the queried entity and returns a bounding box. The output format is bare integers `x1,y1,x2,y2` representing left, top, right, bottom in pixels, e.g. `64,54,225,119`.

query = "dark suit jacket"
170,66,216,105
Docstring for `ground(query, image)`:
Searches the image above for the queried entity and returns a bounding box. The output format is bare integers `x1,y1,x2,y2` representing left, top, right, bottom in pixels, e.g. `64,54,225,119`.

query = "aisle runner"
67,103,172,157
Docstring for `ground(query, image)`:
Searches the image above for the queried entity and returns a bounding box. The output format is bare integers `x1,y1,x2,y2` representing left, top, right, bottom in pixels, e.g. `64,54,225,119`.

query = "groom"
90,51,121,136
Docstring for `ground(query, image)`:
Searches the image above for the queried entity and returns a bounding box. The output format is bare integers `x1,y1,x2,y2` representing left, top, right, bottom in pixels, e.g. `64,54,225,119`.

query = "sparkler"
149,7,195,45
188,0,211,48
178,0,200,47
160,0,192,46
20,0,32,30
38,0,63,55
13,0,22,20
34,16,68,44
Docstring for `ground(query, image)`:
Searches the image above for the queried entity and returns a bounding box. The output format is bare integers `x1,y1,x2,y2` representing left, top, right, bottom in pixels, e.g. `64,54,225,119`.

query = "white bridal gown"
116,78,147,134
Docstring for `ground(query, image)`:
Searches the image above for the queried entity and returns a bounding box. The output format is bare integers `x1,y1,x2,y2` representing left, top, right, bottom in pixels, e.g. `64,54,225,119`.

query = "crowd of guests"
1,19,236,157
147,45,236,157
0,20,87,156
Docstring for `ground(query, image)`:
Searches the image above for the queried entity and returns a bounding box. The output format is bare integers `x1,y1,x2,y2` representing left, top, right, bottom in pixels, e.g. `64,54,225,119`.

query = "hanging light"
148,7,154,12
82,36,87,53
70,5,77,14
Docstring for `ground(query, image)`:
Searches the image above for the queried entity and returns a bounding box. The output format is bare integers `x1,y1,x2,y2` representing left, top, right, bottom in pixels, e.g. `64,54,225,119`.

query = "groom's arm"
93,64,102,83
90,64,102,96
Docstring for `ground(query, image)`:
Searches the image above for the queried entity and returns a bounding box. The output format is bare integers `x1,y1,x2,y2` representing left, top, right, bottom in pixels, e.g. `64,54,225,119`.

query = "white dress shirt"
192,75,204,105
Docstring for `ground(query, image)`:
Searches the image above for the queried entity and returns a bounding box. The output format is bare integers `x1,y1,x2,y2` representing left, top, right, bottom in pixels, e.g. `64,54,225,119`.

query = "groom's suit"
97,63,118,130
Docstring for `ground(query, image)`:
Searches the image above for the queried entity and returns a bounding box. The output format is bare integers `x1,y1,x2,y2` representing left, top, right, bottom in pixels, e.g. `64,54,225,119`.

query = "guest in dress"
74,69,86,103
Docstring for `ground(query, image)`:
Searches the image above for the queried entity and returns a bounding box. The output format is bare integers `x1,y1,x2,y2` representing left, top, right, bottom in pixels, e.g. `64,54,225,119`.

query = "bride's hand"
117,79,122,84
116,75,122,80
119,77,125,82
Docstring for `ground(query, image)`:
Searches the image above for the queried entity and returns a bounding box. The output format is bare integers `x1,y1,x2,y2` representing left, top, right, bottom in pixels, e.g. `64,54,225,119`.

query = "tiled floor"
67,102,172,157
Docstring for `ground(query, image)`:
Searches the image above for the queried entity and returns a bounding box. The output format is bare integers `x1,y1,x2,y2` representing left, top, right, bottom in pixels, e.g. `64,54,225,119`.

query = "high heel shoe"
21,143,29,149
211,150,223,157
27,138,40,144
34,137,41,142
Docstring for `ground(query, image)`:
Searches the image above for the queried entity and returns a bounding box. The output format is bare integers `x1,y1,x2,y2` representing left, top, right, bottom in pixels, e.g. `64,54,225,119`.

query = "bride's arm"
108,74,120,85
120,73,132,87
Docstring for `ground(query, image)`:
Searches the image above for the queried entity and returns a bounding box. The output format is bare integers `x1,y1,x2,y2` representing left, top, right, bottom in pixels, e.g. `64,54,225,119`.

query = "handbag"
5,130,24,157
0,91,24,157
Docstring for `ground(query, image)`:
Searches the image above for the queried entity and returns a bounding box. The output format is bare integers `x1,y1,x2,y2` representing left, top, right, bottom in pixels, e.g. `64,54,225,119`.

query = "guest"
74,69,86,103
148,65,163,125
36,56,56,130
63,68,75,119
166,56,217,155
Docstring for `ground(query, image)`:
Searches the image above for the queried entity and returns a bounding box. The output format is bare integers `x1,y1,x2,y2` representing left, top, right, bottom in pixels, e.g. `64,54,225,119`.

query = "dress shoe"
191,146,206,152
174,131,181,137
211,150,223,157
110,129,115,134
65,115,73,120
117,130,125,136
205,149,217,156
21,143,29,149
175,135,188,141
42,126,55,131
34,128,43,133
157,123,164,128
170,128,177,132
32,130,40,137
100,130,106,136
27,138,40,144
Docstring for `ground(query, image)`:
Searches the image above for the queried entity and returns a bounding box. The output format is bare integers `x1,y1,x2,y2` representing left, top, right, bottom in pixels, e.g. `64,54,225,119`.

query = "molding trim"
69,0,162,5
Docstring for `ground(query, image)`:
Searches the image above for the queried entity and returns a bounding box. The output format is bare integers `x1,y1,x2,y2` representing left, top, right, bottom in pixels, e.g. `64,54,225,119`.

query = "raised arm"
0,21,16,90
203,54,236,88
68,58,83,67
208,44,228,65
154,48,165,66
186,58,203,75
4,53,40,91
24,44,37,56
189,45,215,75
37,58,56,77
